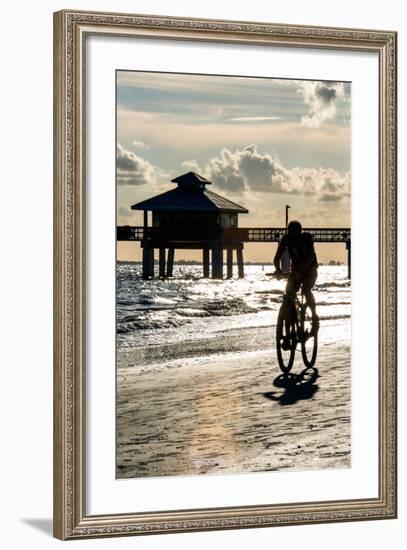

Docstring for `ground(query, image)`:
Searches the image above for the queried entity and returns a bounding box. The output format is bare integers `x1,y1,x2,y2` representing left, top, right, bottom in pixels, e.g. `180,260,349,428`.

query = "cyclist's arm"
274,236,287,271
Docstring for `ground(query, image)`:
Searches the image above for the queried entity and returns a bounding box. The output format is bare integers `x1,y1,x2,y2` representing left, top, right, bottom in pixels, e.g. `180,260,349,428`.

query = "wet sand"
116,335,351,479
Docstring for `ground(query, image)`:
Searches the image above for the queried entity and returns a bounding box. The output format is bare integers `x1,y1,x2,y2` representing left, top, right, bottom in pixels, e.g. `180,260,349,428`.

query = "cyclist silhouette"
274,220,319,330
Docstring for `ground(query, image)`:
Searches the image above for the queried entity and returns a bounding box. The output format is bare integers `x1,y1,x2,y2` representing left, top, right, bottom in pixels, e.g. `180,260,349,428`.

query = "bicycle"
275,273,318,374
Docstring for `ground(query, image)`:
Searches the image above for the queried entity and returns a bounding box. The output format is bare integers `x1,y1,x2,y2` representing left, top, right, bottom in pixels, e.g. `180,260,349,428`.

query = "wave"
316,281,350,289
317,300,350,306
116,266,351,343
319,314,351,321
117,296,259,333
117,306,349,336
255,289,283,295
203,297,258,316
117,316,189,333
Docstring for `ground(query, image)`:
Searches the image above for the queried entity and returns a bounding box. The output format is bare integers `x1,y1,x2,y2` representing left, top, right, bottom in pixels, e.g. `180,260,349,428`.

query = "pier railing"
117,225,351,243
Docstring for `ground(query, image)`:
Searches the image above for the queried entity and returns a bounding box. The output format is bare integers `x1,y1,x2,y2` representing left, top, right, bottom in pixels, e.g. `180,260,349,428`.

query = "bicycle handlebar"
269,270,289,280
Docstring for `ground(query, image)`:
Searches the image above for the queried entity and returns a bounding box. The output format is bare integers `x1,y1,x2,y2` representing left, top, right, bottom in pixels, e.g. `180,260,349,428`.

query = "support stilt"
203,249,210,278
237,248,244,278
159,248,166,277
212,248,223,279
346,240,351,279
167,248,175,277
149,248,155,277
142,243,150,280
226,248,233,279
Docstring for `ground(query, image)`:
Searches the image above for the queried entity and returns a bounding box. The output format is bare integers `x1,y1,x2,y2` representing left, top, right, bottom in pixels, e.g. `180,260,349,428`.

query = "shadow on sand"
262,367,319,405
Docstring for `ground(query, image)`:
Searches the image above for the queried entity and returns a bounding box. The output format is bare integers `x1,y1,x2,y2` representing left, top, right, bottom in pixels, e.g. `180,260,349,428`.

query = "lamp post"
285,205,291,228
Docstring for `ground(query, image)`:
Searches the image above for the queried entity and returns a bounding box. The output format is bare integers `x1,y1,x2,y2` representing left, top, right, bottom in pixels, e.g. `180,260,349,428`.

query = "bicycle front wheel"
276,303,296,374
300,304,318,367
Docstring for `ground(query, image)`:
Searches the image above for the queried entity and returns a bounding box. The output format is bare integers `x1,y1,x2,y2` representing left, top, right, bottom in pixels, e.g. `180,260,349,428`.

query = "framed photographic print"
53,9,397,540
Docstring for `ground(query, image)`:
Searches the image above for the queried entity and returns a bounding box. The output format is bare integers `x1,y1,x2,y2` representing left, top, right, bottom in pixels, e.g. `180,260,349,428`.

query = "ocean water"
116,265,351,365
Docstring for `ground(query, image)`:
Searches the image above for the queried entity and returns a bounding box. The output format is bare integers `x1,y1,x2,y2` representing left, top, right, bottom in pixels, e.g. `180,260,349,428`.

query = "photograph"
115,70,352,479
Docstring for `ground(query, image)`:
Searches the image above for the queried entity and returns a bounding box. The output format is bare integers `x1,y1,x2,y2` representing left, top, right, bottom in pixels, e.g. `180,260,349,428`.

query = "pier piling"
212,248,223,279
142,243,150,280
167,248,175,277
227,248,233,278
237,249,244,278
203,249,210,278
159,248,166,277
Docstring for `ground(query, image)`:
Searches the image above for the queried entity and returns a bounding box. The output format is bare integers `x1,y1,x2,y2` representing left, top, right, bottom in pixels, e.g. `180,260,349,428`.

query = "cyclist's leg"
302,269,319,326
285,272,300,302
282,273,301,340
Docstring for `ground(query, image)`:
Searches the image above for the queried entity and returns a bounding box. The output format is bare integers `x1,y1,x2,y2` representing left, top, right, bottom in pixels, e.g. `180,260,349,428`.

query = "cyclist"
274,220,319,331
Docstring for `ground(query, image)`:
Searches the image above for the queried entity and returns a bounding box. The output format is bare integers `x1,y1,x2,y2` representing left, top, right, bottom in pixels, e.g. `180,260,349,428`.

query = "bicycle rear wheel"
300,304,318,367
276,303,296,373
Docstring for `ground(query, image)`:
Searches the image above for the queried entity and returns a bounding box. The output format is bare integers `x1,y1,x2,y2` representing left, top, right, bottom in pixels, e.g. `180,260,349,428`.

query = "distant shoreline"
117,260,345,266
117,260,274,266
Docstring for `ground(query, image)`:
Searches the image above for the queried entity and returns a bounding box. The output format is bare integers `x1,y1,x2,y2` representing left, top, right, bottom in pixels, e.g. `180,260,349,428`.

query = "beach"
116,265,351,479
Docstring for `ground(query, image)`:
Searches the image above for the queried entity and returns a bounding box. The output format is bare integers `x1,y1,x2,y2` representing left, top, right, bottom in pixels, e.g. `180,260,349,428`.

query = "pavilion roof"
131,172,248,213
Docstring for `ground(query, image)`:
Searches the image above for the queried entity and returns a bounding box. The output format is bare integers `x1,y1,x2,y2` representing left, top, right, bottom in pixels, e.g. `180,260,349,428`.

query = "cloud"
182,144,350,201
116,144,156,186
203,148,247,192
293,167,350,201
317,171,351,201
297,81,346,128
183,145,299,194
226,116,281,122
118,206,132,218
181,160,201,172
132,140,150,150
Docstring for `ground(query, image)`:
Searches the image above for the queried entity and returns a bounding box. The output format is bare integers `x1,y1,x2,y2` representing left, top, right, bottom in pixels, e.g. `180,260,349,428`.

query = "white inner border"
87,36,379,515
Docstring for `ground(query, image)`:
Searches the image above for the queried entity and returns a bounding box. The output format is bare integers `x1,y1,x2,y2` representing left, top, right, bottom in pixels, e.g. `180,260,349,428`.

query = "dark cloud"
212,173,246,191
317,86,337,103
297,81,346,128
319,193,343,202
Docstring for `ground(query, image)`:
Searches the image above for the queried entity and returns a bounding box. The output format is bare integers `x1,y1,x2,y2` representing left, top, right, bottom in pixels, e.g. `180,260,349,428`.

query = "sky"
116,71,351,263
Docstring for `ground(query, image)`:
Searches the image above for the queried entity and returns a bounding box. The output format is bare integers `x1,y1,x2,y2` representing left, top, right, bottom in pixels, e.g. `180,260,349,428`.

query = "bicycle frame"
275,272,318,372
282,289,306,347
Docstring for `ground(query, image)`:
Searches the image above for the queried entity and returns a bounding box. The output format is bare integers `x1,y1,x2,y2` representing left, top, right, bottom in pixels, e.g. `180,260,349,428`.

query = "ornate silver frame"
53,9,397,540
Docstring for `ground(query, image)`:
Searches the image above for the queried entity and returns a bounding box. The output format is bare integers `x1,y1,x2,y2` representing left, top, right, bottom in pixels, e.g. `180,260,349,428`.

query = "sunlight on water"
116,265,351,363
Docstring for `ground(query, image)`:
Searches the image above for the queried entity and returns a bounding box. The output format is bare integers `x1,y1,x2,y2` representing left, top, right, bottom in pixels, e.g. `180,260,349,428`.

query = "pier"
117,225,352,279
118,171,351,279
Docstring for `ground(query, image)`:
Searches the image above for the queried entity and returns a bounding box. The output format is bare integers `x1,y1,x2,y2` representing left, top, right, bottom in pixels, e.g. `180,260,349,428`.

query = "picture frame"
53,9,397,540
